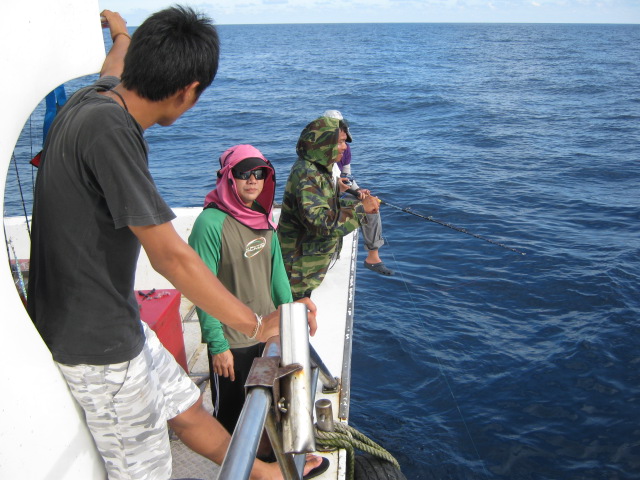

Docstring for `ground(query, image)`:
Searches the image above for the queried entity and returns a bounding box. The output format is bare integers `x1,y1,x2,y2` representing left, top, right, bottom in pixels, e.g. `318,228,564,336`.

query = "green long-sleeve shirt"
188,207,293,355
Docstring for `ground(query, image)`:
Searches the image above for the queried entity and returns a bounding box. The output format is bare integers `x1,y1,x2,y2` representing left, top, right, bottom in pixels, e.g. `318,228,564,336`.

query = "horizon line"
128,20,640,27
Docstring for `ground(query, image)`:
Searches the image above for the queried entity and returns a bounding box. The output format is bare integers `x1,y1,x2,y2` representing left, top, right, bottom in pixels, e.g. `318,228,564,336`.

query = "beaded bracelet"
112,32,131,42
249,313,263,340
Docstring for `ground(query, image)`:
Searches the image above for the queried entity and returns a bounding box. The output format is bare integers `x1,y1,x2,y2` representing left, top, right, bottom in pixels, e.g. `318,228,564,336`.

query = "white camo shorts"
57,322,200,480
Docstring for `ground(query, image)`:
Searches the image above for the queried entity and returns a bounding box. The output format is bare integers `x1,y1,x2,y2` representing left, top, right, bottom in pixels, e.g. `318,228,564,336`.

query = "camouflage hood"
295,116,341,171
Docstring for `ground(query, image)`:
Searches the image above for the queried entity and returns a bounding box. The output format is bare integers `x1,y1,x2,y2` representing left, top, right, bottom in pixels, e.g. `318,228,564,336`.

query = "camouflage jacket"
278,117,366,283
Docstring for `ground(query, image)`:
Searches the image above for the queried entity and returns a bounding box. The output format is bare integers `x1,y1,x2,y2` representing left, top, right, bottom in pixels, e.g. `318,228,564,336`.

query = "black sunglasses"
232,168,267,180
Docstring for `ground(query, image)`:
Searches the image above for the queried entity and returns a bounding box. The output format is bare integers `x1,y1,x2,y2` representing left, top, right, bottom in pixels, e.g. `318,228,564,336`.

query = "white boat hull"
1,0,107,478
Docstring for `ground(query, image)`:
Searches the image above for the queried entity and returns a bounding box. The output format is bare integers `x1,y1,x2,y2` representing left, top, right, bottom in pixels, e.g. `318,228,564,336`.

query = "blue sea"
6,23,640,479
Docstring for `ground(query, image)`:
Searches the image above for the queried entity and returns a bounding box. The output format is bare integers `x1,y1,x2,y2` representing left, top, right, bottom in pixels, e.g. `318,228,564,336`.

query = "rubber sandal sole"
364,261,394,276
304,457,330,480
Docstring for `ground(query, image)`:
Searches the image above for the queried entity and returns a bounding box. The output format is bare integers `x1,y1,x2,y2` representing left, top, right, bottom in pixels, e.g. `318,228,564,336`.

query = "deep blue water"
6,23,640,479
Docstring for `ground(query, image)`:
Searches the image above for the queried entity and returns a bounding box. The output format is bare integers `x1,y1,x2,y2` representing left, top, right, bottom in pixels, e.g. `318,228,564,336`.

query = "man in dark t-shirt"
29,72,160,366
27,7,320,480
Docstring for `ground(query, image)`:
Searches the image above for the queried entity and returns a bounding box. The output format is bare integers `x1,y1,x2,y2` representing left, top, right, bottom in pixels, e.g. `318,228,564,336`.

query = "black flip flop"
304,456,330,480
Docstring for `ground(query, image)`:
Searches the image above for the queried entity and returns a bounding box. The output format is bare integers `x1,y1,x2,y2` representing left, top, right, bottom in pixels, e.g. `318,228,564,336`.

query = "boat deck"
170,303,220,479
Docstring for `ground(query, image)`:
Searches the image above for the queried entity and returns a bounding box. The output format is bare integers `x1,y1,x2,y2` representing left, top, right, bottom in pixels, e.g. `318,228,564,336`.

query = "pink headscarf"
203,144,277,230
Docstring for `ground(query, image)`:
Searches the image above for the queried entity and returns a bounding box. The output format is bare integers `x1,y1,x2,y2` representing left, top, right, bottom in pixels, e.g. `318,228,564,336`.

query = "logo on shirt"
245,237,267,258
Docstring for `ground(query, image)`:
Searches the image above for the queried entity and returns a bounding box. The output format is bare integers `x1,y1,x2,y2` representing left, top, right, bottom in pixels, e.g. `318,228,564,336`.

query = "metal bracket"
245,356,302,422
321,377,341,394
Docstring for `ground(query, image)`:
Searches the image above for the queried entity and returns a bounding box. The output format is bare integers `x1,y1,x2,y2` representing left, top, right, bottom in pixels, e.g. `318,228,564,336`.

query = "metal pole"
264,409,305,480
217,303,321,479
309,344,339,392
217,387,271,480
263,336,306,480
280,303,316,454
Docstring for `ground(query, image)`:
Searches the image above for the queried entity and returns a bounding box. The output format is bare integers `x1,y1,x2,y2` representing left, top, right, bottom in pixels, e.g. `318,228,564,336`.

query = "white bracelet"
249,313,262,340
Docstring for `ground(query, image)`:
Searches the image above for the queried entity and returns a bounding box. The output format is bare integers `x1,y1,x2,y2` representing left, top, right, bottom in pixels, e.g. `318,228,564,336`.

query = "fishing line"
346,188,525,255
380,198,526,256
380,237,492,479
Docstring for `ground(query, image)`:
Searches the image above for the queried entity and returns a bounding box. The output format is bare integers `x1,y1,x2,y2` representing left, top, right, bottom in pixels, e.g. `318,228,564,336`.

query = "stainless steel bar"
217,387,271,480
310,365,319,401
280,303,316,454
262,337,306,480
219,302,320,479
309,344,339,391
264,409,305,480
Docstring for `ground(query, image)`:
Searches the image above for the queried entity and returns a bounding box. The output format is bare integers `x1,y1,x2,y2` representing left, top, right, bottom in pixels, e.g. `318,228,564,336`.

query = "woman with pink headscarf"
188,144,293,457
188,146,326,474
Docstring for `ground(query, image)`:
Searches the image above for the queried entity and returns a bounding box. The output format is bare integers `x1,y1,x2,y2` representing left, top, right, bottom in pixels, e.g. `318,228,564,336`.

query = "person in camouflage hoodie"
278,116,380,299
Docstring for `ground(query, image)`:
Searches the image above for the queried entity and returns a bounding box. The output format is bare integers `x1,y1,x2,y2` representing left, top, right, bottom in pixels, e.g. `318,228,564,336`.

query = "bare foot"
365,249,382,265
303,454,324,476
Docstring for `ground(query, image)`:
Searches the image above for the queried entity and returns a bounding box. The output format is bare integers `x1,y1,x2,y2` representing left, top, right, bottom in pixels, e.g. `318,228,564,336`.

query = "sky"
98,0,640,26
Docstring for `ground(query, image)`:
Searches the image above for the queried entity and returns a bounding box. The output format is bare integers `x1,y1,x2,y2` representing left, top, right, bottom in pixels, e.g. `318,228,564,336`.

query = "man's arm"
131,222,318,340
131,222,276,339
99,10,130,78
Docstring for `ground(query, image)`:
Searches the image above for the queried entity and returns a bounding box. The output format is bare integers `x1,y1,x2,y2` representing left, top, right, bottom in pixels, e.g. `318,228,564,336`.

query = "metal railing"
217,303,339,480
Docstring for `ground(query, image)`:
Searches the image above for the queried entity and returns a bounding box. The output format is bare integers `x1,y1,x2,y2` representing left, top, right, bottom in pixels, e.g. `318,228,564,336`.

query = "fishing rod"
347,188,526,255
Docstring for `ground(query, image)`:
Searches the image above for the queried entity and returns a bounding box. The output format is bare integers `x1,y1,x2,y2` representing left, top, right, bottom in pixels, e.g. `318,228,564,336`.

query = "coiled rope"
315,423,400,479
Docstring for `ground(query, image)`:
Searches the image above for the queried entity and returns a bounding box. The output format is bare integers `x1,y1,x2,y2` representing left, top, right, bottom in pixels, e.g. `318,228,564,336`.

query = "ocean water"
6,23,640,479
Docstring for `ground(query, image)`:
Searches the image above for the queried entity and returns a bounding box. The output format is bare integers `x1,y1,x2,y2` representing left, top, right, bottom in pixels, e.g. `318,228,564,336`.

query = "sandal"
364,261,394,276
304,456,330,479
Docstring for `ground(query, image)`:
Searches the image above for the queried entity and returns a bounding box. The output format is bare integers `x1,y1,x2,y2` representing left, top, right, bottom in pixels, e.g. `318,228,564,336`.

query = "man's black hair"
121,6,220,101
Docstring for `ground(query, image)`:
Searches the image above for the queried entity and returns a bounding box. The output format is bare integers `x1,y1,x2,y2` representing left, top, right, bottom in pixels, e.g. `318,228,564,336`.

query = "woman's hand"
212,349,235,381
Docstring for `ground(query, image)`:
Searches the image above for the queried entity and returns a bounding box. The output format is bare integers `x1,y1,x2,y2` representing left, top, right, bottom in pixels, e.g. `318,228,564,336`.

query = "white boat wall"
0,0,107,478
